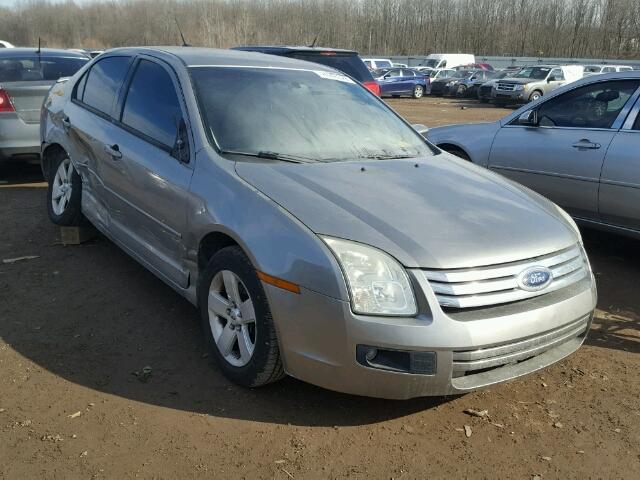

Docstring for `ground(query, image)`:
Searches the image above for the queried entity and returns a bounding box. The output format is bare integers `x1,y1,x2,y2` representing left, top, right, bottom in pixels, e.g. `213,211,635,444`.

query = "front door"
101,57,194,288
599,100,640,230
488,79,640,221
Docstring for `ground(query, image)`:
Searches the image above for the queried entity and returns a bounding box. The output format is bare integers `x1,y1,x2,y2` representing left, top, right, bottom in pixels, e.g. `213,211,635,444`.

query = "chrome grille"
423,245,588,309
452,315,589,375
496,82,516,91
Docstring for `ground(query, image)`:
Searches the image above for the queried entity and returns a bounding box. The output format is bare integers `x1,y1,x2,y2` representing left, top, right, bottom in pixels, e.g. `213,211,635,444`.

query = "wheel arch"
41,143,67,179
437,143,472,161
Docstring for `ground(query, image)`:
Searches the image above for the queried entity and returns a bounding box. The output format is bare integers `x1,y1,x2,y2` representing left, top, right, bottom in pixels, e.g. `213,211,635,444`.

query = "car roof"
0,47,89,58
104,46,339,71
233,45,358,55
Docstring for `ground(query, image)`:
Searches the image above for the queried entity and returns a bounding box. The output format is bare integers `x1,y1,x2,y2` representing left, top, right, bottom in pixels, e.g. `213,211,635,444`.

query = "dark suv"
232,46,380,96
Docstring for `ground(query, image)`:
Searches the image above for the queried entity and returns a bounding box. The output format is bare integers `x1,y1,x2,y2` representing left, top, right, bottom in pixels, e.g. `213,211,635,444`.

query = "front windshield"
191,66,433,162
513,67,551,80
422,59,438,68
452,70,471,79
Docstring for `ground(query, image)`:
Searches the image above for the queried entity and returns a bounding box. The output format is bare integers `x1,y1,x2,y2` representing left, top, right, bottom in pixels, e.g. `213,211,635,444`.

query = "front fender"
185,149,348,302
427,122,500,167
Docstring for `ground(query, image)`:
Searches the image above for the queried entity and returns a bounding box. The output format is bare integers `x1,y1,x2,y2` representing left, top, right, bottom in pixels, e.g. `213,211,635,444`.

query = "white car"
362,58,393,70
0,40,15,48
584,65,634,76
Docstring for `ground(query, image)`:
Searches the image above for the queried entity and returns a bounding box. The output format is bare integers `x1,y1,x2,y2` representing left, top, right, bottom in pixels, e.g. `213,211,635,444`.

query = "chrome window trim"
621,91,640,130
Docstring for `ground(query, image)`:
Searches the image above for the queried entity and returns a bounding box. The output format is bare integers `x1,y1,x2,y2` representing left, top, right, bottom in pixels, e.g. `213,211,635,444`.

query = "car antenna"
175,18,191,47
309,34,319,48
36,37,41,54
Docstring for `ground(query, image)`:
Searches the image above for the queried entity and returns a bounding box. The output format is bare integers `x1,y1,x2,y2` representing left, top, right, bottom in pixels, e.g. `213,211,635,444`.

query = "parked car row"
4,42,637,402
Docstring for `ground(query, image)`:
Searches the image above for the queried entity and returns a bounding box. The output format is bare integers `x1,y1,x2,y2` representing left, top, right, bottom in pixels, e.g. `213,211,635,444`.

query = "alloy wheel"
51,157,74,216
207,270,257,367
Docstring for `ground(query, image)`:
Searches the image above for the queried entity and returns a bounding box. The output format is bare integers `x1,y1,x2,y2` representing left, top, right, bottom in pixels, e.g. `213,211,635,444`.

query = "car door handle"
572,139,601,150
104,144,122,159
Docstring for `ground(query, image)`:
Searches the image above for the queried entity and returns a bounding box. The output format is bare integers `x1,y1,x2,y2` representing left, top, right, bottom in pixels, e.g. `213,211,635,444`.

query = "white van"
362,58,393,70
419,54,475,70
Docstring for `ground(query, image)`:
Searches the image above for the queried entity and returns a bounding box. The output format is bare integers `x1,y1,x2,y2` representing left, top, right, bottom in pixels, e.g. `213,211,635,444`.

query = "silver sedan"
428,71,640,238
40,47,596,399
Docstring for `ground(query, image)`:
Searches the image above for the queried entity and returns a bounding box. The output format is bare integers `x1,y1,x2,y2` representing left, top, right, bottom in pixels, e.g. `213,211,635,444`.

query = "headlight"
322,237,417,316
555,205,582,243
514,84,525,91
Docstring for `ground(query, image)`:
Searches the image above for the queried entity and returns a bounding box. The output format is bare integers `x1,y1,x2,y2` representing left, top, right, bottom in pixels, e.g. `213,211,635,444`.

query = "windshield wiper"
221,149,313,164
359,154,417,160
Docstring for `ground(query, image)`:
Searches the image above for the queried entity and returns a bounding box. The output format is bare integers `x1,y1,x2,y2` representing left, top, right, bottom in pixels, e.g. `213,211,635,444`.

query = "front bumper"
491,89,527,103
264,270,596,399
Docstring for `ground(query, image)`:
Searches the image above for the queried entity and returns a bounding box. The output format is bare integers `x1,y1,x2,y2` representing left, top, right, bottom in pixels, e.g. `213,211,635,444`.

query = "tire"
413,85,424,99
46,150,84,226
198,246,284,387
456,85,467,97
441,146,471,161
529,90,542,102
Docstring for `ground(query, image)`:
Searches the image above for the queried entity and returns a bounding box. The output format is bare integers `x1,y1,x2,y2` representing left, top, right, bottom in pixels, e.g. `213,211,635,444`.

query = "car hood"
235,155,578,269
498,77,539,85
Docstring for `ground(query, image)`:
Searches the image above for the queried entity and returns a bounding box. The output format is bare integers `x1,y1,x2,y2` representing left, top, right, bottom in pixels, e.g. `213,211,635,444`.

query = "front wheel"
198,246,285,387
413,85,424,99
529,90,542,102
46,151,84,226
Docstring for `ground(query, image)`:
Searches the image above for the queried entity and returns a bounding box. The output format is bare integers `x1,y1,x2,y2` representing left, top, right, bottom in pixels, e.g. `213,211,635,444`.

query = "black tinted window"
83,56,131,115
537,80,640,129
121,60,181,147
0,55,87,82
287,53,373,82
633,113,640,131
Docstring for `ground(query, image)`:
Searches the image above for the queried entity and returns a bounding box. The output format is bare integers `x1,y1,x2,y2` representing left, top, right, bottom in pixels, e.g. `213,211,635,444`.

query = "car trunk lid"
0,81,55,123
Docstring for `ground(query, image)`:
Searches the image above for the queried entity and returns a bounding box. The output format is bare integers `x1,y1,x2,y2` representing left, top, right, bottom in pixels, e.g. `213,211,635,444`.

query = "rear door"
598,94,640,230
488,79,640,221
63,55,133,230
101,57,193,288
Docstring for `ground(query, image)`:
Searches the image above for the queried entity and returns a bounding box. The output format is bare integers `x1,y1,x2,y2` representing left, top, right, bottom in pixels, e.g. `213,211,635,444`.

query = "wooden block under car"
60,226,96,245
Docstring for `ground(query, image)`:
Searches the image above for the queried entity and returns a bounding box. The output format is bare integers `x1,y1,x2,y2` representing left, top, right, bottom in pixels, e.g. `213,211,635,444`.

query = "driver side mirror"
547,76,556,82
172,119,190,163
412,124,429,136
517,110,538,126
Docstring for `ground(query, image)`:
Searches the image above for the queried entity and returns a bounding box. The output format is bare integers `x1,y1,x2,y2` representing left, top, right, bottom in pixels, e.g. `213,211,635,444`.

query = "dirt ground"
1,97,638,479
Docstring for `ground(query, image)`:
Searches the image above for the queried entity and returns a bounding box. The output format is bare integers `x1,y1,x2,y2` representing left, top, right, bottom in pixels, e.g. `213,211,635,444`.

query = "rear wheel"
46,151,84,226
199,246,284,387
413,85,424,99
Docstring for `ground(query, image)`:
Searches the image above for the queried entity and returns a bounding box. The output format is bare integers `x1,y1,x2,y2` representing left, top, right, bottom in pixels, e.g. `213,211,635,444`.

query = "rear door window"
81,56,131,115
120,59,181,148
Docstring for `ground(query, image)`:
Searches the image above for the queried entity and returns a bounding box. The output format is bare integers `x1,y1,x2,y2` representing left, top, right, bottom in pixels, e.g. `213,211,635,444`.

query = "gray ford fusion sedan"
40,47,596,399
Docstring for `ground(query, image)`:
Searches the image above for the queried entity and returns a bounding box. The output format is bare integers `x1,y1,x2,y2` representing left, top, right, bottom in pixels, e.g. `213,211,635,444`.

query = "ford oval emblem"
518,266,553,292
